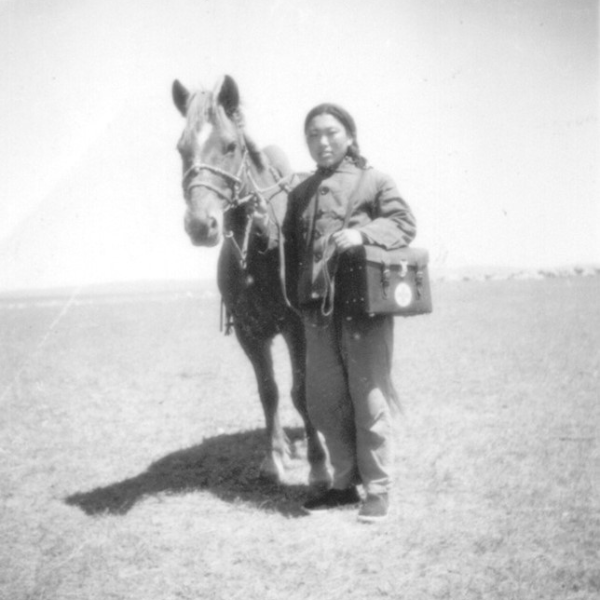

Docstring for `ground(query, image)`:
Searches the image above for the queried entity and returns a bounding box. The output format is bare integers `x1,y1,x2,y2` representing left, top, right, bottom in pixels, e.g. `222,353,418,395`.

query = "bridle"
182,147,249,207
181,143,295,268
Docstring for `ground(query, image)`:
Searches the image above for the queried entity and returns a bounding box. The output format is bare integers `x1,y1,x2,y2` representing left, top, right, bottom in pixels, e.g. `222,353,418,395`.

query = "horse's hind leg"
282,319,332,490
235,332,288,483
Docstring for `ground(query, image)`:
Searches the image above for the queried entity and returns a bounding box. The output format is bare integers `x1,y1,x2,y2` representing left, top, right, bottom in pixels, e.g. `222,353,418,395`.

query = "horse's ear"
172,80,190,116
215,75,240,119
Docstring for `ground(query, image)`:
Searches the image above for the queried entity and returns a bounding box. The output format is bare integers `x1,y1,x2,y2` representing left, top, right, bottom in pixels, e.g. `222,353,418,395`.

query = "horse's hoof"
259,455,285,484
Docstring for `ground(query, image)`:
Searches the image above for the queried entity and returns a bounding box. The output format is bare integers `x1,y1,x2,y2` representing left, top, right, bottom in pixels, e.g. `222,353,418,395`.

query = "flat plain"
1,276,598,600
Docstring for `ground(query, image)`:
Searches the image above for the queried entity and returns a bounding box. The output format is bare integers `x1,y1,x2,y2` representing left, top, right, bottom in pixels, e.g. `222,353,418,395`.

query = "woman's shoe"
357,493,389,523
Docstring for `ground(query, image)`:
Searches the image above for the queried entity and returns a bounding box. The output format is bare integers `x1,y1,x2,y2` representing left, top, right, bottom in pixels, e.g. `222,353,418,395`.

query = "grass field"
1,276,598,599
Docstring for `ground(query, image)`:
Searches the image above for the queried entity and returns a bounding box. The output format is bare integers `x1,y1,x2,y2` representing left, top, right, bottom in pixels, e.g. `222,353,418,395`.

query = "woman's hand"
331,228,363,252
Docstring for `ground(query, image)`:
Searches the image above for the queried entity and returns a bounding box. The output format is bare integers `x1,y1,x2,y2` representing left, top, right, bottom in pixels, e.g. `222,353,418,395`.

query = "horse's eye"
225,141,237,154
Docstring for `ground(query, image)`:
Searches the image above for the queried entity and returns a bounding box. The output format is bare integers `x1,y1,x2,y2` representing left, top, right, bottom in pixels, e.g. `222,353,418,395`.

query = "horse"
171,74,330,488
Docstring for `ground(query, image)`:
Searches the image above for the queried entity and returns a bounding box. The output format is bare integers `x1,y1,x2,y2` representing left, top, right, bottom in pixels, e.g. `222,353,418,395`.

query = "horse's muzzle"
184,213,221,247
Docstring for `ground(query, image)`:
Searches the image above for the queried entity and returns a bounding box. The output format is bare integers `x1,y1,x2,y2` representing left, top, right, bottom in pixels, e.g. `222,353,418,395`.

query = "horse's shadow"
65,427,311,518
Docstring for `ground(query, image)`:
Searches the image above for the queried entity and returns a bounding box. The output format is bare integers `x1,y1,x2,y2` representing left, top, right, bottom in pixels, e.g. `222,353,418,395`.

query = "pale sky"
1,0,598,289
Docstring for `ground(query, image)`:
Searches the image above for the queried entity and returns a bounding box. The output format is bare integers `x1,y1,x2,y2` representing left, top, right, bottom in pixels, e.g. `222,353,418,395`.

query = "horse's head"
172,75,248,247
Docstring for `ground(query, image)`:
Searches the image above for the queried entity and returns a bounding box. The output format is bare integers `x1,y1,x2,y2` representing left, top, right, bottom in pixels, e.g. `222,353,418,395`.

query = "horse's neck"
226,204,251,241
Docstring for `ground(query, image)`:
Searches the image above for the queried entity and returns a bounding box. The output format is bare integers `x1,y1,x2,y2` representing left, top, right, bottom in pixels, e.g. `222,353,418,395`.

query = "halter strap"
182,148,248,206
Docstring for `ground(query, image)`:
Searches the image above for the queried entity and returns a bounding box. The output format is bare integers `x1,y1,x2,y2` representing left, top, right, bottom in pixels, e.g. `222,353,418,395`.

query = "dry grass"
1,277,598,599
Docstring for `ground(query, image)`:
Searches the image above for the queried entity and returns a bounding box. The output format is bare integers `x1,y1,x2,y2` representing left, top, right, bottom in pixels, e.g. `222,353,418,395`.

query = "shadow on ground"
65,427,312,518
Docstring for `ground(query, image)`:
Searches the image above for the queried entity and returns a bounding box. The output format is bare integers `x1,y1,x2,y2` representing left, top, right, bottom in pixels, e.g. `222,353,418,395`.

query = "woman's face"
305,113,353,169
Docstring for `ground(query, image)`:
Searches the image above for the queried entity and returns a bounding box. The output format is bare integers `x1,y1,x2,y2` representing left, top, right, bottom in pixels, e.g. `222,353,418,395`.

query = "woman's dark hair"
304,103,367,168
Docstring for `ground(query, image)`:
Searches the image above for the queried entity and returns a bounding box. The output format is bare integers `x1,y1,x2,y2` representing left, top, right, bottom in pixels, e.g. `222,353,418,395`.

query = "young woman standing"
276,103,417,523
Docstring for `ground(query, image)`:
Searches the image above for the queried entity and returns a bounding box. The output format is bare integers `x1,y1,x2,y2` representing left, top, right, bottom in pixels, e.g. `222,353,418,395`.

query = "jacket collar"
315,157,359,177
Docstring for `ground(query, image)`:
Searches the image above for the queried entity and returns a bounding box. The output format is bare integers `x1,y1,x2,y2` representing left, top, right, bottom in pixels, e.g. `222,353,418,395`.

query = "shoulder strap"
341,167,369,228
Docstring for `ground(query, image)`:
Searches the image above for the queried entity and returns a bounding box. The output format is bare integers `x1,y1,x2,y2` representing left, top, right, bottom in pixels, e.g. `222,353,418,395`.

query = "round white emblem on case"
394,282,413,308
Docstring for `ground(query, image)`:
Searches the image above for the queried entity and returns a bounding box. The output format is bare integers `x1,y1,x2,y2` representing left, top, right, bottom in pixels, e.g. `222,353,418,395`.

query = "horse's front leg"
235,331,288,483
282,317,332,490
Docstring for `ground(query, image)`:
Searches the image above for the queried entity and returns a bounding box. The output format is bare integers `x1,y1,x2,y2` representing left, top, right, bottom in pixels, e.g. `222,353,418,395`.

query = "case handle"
398,259,409,278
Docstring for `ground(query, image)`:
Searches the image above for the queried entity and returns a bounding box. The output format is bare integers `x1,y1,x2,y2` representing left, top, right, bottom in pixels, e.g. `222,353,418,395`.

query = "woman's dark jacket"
282,159,417,308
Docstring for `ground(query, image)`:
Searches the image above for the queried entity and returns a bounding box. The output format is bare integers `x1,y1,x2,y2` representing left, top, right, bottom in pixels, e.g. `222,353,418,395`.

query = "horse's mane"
183,88,265,171
243,136,265,170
